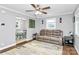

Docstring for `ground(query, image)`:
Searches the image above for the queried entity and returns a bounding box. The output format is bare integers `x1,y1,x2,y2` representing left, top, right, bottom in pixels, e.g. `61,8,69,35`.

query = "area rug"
0,40,63,55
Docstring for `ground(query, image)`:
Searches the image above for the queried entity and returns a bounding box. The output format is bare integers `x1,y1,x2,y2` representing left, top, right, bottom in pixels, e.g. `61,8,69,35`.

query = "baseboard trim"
74,45,79,55
0,43,16,53
0,39,33,53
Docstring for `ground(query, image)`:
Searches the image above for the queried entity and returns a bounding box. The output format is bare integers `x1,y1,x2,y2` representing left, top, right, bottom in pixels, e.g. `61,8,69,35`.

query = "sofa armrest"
58,37,63,45
36,33,40,39
36,33,40,36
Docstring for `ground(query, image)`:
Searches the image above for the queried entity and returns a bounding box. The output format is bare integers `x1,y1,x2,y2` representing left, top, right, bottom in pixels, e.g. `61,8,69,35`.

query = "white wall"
74,7,79,54
0,6,37,49
36,14,74,36
0,6,36,49
26,18,37,39
0,14,16,48
0,8,16,48
56,14,74,36
74,17,79,54
35,18,46,33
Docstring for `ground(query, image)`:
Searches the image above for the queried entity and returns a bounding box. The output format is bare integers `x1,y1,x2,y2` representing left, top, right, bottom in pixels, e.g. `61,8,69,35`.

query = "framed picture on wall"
29,19,35,28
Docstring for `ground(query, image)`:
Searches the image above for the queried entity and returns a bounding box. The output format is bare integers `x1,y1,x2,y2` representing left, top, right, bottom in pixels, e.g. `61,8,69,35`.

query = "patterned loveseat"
36,29,63,45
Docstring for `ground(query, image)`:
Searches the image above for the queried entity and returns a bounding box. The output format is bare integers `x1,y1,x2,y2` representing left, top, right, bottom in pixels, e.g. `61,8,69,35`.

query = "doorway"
16,17,27,43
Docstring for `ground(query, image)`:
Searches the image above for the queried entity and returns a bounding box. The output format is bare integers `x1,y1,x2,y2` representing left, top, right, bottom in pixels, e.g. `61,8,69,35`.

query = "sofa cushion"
50,37,60,41
37,36,44,39
43,36,51,39
53,30,63,36
40,29,63,37
37,36,60,41
40,30,46,36
46,30,52,36
37,36,51,40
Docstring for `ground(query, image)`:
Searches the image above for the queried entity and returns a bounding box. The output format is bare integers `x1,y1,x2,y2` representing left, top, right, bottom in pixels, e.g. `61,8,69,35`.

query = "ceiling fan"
25,4,50,14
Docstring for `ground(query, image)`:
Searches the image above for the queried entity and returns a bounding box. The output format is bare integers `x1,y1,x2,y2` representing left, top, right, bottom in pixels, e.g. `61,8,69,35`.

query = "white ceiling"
0,4,78,18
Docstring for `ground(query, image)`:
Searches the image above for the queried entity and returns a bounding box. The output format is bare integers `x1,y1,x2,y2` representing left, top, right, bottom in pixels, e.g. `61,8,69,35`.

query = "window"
46,18,56,29
75,21,79,35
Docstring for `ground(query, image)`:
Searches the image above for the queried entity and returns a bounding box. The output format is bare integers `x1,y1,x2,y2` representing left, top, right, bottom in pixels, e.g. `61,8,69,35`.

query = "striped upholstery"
36,29,63,45
40,29,63,37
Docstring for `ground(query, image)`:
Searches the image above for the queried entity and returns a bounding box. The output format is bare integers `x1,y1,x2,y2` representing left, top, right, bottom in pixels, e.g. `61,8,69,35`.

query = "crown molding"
37,12,73,19
0,5,74,19
73,4,79,15
0,5,34,18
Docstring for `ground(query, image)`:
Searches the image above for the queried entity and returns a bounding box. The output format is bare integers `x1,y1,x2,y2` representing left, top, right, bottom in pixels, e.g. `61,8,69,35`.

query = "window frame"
46,18,57,30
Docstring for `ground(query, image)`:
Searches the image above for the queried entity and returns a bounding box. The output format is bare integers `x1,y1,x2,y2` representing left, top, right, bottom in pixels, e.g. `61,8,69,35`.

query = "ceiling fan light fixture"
35,11,42,15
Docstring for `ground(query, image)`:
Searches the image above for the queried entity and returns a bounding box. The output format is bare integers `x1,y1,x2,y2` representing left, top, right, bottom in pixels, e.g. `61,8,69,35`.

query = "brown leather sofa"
36,29,63,45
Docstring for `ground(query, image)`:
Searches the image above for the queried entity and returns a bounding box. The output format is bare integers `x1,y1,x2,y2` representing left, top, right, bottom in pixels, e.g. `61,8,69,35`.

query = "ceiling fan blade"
25,10,34,12
37,4,40,7
40,11,47,14
42,6,50,10
31,4,36,8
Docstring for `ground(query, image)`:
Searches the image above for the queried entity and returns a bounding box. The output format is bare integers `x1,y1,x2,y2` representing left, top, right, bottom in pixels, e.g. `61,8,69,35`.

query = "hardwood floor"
63,45,78,55
0,40,78,55
16,42,78,55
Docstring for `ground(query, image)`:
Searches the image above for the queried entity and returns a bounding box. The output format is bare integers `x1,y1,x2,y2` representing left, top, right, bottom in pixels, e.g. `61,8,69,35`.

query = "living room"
0,4,79,55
